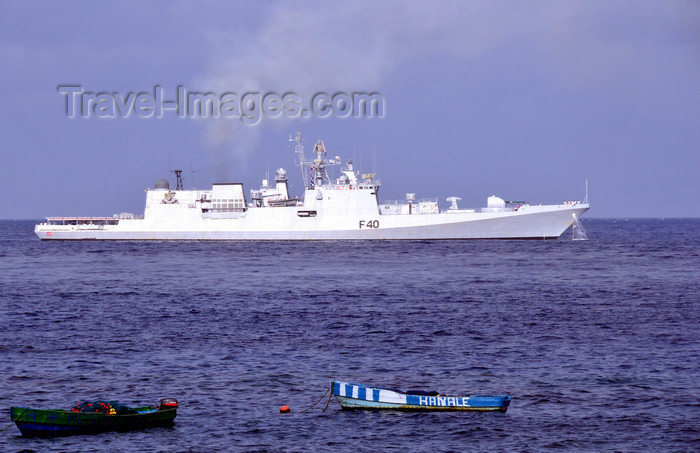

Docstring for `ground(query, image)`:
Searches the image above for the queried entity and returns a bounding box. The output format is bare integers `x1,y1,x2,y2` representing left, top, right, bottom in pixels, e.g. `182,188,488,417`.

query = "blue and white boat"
331,381,511,412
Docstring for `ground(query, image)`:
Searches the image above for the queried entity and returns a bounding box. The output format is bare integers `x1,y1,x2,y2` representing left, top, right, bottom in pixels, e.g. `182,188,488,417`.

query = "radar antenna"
446,196,462,210
313,140,326,156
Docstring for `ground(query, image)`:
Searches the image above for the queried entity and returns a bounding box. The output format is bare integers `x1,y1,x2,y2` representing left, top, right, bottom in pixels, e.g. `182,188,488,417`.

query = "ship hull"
35,205,589,240
331,381,511,412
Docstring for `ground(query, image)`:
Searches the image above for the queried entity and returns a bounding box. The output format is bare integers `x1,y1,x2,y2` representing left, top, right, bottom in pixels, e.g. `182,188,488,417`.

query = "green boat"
10,398,178,437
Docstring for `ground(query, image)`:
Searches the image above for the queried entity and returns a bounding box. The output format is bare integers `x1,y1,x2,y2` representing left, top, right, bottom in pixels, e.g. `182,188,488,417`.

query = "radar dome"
154,178,170,190
487,196,506,208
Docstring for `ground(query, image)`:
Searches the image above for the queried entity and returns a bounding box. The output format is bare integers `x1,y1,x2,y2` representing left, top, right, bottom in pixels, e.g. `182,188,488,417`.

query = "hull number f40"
359,220,379,229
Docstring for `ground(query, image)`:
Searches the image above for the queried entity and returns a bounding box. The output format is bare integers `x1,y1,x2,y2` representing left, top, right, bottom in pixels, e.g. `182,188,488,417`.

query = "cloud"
192,0,528,166
192,0,699,166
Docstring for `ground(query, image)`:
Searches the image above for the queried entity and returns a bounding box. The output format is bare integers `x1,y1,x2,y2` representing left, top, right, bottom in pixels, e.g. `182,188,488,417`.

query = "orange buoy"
280,405,290,413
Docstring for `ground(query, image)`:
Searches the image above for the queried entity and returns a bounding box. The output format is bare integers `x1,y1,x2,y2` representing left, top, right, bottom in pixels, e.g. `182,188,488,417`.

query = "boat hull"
331,381,511,412
10,407,177,437
35,204,589,241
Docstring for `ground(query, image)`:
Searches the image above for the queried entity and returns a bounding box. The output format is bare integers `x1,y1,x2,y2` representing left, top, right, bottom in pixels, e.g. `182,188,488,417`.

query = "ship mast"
172,169,184,190
290,131,310,189
312,139,328,188
291,131,340,189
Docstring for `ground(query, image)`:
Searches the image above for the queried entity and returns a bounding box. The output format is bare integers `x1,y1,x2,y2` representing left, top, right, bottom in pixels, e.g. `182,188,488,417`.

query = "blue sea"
0,219,698,452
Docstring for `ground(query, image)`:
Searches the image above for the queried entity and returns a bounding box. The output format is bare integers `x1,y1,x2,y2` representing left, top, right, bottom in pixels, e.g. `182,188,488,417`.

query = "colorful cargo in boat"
10,398,178,437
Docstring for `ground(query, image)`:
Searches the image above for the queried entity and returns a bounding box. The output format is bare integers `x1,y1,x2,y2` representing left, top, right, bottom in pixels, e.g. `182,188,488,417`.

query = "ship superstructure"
35,133,589,240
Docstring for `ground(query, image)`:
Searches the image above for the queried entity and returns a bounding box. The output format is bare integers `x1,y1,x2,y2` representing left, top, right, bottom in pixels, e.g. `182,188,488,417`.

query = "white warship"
35,132,589,240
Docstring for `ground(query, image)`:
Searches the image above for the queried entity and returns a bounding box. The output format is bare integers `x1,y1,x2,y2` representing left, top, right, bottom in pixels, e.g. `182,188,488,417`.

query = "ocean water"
0,219,698,452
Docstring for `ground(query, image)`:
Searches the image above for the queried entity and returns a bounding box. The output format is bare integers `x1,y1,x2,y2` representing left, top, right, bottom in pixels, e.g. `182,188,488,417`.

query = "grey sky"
1,0,698,218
